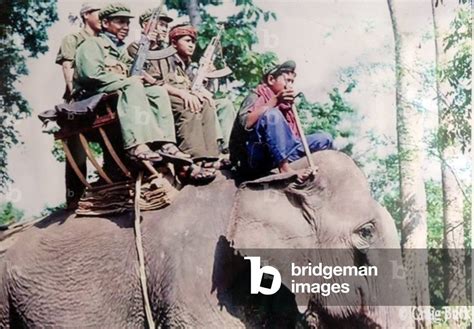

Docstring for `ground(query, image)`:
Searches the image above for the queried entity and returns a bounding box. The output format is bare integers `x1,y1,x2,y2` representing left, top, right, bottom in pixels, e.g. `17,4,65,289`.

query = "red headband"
169,25,197,41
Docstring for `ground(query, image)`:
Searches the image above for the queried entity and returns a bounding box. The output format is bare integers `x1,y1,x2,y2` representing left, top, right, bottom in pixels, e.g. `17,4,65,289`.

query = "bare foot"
295,168,314,183
278,161,315,183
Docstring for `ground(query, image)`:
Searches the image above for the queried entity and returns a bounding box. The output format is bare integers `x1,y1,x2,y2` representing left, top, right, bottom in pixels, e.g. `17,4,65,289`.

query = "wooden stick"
291,103,315,169
78,133,113,184
61,139,92,188
98,127,132,178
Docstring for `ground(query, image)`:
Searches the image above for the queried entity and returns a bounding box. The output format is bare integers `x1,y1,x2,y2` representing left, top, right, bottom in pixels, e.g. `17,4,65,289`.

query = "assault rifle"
129,1,164,77
191,24,231,93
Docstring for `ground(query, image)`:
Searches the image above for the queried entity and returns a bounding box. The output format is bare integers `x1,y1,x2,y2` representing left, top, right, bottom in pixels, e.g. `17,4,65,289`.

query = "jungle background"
0,0,471,327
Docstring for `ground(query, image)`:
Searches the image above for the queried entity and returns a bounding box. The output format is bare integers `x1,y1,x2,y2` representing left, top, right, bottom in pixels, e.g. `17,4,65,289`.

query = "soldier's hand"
179,90,202,113
276,89,295,105
147,29,159,43
189,94,203,113
195,90,216,109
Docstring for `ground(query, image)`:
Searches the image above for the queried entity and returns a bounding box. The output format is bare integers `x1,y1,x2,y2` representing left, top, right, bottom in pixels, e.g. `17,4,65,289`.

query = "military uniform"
55,3,101,208
185,64,236,151
74,32,176,149
56,30,93,206
56,29,94,66
156,54,218,157
210,97,234,150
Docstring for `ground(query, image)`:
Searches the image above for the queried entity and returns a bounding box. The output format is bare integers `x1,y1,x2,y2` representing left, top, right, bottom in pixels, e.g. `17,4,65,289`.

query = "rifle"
129,1,164,77
191,24,230,93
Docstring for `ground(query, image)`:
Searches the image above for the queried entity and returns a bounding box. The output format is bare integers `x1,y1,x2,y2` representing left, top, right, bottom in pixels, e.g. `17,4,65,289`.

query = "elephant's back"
3,210,145,327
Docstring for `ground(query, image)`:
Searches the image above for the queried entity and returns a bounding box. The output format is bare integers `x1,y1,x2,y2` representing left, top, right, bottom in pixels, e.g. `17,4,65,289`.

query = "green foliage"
298,89,356,154
51,140,66,162
427,180,472,308
425,180,471,248
168,0,278,94
356,134,402,235
40,203,66,217
463,185,471,250
298,89,354,135
438,6,472,153
426,180,444,249
166,0,222,17
51,139,103,163
0,1,58,191
0,202,24,225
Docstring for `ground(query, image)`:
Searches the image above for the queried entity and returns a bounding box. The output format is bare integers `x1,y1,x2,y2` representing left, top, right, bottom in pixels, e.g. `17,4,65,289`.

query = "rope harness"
134,171,155,328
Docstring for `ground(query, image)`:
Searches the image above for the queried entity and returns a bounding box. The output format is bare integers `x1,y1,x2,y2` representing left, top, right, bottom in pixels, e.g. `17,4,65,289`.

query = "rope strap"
134,171,155,328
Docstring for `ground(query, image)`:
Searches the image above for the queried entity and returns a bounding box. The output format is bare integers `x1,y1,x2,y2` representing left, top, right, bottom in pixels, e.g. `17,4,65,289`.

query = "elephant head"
226,150,412,328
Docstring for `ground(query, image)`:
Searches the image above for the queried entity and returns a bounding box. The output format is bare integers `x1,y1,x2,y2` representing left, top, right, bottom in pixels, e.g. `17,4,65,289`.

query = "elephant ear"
226,171,325,250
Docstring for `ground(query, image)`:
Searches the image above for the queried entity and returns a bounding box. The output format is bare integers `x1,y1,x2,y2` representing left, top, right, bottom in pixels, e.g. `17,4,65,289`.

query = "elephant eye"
358,223,375,242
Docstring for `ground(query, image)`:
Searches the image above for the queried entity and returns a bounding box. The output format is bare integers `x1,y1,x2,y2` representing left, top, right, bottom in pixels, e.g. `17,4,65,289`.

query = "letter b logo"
245,256,282,295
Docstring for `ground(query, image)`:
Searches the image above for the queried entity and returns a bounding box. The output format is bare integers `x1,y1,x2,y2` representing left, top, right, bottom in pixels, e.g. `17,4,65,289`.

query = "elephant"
0,150,412,328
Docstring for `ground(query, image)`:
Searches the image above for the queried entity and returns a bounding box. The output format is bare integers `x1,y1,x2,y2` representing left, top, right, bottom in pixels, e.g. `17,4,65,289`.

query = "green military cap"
99,3,134,20
264,60,296,80
139,6,173,26
80,2,101,16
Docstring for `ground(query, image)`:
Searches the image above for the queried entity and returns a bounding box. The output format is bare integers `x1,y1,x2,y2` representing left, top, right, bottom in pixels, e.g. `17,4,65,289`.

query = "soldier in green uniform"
55,2,101,209
127,7,176,87
56,2,101,101
74,3,191,166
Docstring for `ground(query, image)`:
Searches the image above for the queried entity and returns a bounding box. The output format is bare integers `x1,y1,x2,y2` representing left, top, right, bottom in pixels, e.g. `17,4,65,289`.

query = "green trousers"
98,78,176,149
214,97,237,149
170,95,219,158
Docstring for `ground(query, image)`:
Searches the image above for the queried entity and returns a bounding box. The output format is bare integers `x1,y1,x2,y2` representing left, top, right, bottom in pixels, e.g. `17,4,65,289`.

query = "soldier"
229,60,333,177
127,7,176,86
55,2,101,209
74,4,191,167
150,24,219,161
129,7,173,51
56,2,101,101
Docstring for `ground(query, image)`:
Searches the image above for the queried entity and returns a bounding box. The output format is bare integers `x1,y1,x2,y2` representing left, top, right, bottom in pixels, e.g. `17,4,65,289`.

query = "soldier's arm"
56,34,77,94
61,61,74,95
245,90,294,128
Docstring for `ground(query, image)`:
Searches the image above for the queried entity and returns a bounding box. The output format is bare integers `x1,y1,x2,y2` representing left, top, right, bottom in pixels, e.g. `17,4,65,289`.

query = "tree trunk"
387,1,431,327
431,2,467,327
186,0,202,28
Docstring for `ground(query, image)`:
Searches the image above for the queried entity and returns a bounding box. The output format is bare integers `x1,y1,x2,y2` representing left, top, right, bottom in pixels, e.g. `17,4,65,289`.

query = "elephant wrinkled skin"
0,151,411,328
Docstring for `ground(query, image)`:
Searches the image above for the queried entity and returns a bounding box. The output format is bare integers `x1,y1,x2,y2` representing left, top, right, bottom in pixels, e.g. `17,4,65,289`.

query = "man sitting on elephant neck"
229,60,334,177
